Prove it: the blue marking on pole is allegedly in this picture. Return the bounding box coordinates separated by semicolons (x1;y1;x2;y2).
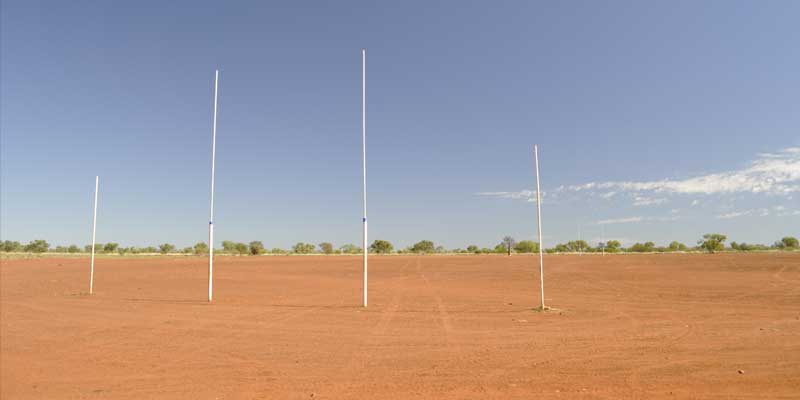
209;221;213;225
363;217;367;222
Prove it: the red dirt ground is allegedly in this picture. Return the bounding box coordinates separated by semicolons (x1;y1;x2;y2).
1;254;799;399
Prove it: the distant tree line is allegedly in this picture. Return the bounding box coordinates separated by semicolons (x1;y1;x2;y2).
1;235;797;255
538;234;798;254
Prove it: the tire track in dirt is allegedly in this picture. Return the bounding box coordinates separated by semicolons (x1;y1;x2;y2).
772;264;800;285
318;256;463;394
370;259;413;337
416;257;461;353
577;276;700;397
576;267;692;396
334;258;414;388
624;318;696;395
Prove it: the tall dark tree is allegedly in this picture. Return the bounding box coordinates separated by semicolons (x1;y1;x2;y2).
502;236;516;256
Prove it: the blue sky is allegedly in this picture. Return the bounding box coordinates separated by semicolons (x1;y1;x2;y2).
2;1;798;249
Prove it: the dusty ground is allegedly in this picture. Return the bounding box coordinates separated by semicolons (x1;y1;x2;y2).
1;253;798;399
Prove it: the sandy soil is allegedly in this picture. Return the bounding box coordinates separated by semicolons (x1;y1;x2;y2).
1;253;799;399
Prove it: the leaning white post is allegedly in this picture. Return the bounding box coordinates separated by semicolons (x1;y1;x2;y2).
208;69;219;303
361;48;368;308
534;145;545;309
89;176;99;294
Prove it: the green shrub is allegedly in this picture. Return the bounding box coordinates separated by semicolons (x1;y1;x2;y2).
369;240;393;254
514;240;539;253
318;242;334;254
410;240;435;254
698;234;726;253
24;240;50;253
249;241;266;255
292;242;316;254
158;243;176;254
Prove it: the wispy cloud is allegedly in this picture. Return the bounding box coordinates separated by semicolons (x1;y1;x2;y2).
716;209;770;219
716;206;799;219
773;205;800;216
596;216;679;225
477;148;800;209
476;190;533;199
476;190;538;202
596;217;643;224
633;196;667;206
599;191;617;199
561;147;800;197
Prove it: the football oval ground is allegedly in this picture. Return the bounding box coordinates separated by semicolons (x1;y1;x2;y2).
1;253;799;399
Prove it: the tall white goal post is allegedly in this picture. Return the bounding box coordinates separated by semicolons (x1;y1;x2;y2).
534;145;545;310
361;48;368;308
208;69;219;302
89;176;99;294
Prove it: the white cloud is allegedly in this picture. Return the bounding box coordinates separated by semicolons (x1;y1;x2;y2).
716;211;750;219
477;190;539;202
716;208;771;219
596;216;678;225
633;196;667;206
774;206;800;217
596;217;643;224
563;147;800;197
476;190;532;199
599;191;617;199
715;205;799;219
477;148;800;221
